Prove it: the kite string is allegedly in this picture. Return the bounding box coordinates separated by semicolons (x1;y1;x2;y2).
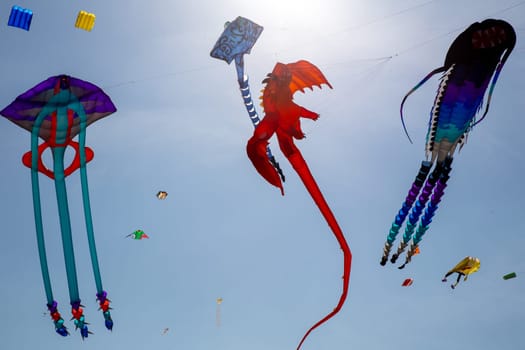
395;0;525;56
102;0;525;91
102;0;441;91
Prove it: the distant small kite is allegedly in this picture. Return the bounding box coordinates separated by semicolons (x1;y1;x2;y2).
75;11;96;31
503;272;517;280
161;327;169;335
442;256;480;289
216;297;223;327
8;5;32;31
401;278;413;287
156;191;168;200
126;230;149;240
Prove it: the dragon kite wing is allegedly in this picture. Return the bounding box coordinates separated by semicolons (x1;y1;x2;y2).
282;60;333;94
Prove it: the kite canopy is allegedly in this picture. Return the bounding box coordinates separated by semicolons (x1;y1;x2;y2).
446;256;480;277
157;191;168;200
210;16;263;65
0;75;116;141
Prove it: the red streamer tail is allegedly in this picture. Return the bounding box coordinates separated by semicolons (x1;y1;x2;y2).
284;143;352;350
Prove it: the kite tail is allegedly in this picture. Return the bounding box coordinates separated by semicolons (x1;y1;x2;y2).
78;124;113;331
97;291;113;330
52;146;91;338
30;143;69;336
399;157;453;269
29;109;70;337
34;170;68;337
391;162;443;263
47;301;69;336
381;161;432;265
237;72;285;182
285;151;351;350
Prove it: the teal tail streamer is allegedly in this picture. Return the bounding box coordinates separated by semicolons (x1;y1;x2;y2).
30;108;68;337
30;97;72;336
49;96;87;337
77;102;113;331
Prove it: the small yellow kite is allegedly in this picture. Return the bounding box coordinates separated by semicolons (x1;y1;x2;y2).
75;11;96;31
442;256;480;289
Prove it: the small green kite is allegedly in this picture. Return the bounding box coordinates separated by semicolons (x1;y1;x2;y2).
126;230;149;240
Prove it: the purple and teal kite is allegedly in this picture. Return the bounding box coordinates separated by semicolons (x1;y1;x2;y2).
1;75;116;338
380;19;516;268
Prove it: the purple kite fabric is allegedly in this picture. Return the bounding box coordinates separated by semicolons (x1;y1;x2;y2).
1;75;116;141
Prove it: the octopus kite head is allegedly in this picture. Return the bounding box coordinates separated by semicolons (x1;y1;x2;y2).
445;19;516;69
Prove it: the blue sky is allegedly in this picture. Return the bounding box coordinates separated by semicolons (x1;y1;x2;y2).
0;1;524;349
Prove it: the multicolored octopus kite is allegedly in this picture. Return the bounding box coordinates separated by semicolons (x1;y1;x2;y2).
246;60;352;350
380;19;516;268
1;75;115;338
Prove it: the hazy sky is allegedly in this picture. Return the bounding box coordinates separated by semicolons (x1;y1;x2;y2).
0;1;524;349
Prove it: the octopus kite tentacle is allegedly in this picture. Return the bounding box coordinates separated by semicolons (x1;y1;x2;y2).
390;162;443;264
399;157;453;269
400;67;446;144
381;161;431;265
